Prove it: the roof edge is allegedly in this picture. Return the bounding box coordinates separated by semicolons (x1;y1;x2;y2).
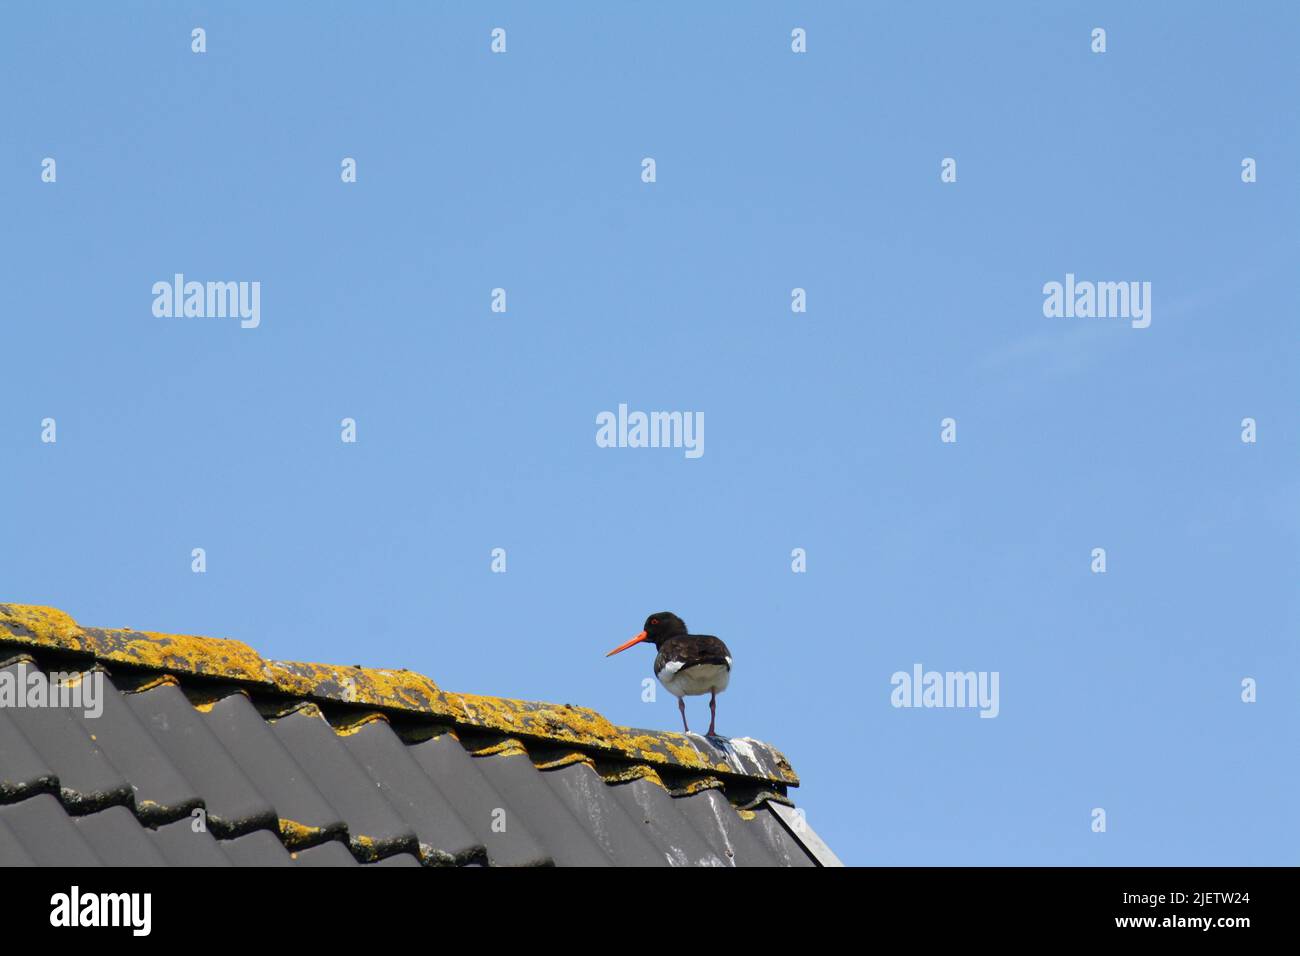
0;603;799;787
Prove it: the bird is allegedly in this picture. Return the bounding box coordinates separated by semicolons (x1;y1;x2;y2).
606;611;731;738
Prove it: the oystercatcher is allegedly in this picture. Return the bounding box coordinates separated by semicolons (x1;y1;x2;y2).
606;612;731;737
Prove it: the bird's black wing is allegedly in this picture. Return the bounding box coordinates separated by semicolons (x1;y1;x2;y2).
671;635;732;670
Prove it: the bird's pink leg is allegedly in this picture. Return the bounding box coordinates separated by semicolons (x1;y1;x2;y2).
678;697;690;733
707;691;718;738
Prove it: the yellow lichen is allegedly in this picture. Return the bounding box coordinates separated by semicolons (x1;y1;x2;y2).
451;692;621;740
670;776;726;796
531;750;596;772
465;736;529;759
183;686;249;713
0;603;801;787
397;723;455;745
598;763;666;788
128;629;273;684
0;605;274;685
266;659;462;718
278;818;329;849
122;673;181;694
0;604;87;652
260;700;325;722
330;711;390;736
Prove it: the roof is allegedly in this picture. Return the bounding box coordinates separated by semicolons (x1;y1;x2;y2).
0;603;841;866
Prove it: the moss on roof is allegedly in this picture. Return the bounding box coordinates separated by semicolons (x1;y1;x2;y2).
0;603;798;787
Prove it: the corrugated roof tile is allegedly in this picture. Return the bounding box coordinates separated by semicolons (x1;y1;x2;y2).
0;604;831;867
73;669;203;825
673;787;782;867
0;604;797;786
1;660;133;814
0;814;36;865
606;776;729;866
219;828;296;866
73;805;168;866
293;839;360;867
148;817;234;866
0;669;59;803
742;805;819;867
541;762;674;866
369;851;423;867
401;729;552;867
471;748;618;866
122;678;278;838
0;792;102;865
265;705;418;862
197;691;347;849
336;716;483;865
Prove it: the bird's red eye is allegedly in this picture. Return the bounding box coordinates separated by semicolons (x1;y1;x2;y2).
651;618;659;625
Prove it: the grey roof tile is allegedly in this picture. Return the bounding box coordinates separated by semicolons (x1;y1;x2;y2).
403;732;551;867
0;695;58;803
148;816;232;866
73;805;168;866
0;605;827;868
470;751;616;866
197;691;346;849
337;718;482;865
266;707;418;862
0;661;132;814
606;777;728;867
541;763;671;866
672;787;781;867
767;801;842;866
124;680;277;838
0;813;37;865
293;839;360;866
370;851;422;867
220;827;295;866
743;805;818;867
0;793;101;865
74;671;202;824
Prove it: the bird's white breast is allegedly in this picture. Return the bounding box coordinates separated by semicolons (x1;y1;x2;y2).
657;661;730;698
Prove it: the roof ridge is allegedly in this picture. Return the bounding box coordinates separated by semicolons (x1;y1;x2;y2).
0;603;798;787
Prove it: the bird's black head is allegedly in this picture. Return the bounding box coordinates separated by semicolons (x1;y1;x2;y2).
642;611;687;644
605;611;687;657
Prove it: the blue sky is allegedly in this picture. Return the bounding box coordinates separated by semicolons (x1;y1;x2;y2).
2;2;1296;866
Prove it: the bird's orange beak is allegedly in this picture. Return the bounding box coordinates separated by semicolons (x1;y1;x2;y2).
606;630;648;657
